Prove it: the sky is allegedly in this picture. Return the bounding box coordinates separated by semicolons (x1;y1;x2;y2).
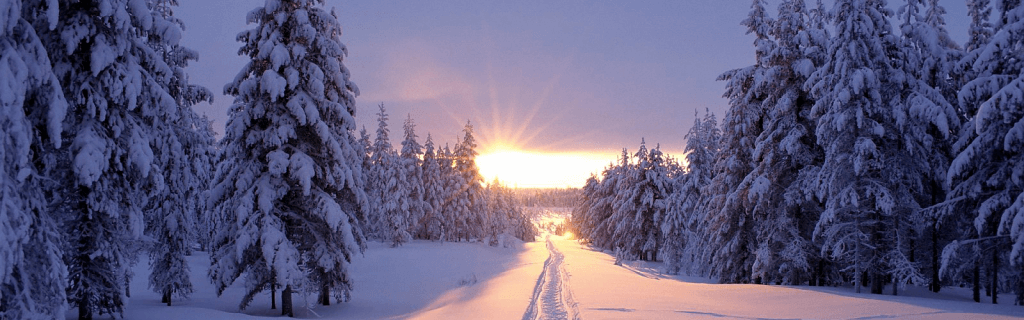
174;0;970;188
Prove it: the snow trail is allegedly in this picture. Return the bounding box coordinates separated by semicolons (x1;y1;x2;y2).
522;236;581;320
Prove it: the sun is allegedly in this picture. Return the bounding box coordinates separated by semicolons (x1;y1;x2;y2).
476;148;611;189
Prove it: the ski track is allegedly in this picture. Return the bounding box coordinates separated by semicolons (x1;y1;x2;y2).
523;236;581;320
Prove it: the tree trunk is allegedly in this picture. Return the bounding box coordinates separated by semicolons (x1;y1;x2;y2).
78;294;92;320
892;273;898;296
320;282;331;306
282;285;294;317
855;236;862;294
974;262;981;302
271;282;277;310
125;276;131;298
815;259;825;286
871;271;884;294
163;290;171;306
931;223;940;293
992;249;998;304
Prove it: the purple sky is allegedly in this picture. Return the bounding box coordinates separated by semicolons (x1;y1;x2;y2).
175;0;969;157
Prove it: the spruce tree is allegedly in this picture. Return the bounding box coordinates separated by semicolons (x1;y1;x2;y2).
946;1;1024;305
453;122;487;240
439;144;461;241
0;1;68;318
896;0;962;294
208;0;366;312
400;114;425;239
419;134;445;240
370;104;411;246
805;0;923;294
33;0;189;317
143;0;215;306
706;0;773;283
744;0;824;285
663;110;719;275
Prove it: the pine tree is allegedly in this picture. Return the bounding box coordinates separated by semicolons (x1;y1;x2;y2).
663;110;720;275
208;0;367;312
706;0;773;283
370;104;411;246
0;1;69;318
419;134;445;240
143;0;215;306
594;150;632;251
743;0;825;285
33;0;192;317
356;125;377;237
453;121;487;240
805;0;925;294
485;178;512;246
366;108;391;241
641;143;671;261
570;175;602;242
945;1;1024;305
439;144;461;241
895;0;963;294
400;114;425;239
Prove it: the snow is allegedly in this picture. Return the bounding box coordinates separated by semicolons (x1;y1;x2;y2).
553;237;1023;319
103;208;1024;320
260;69;286;101
72;128;109;185
107;239;546;320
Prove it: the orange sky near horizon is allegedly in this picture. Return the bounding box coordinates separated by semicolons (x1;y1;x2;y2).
476;146;685;189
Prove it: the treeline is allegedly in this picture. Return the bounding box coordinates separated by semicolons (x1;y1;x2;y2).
570;139;682;262
572;0;1024;305
0;1;534;319
357;105;537;248
515;188;581;208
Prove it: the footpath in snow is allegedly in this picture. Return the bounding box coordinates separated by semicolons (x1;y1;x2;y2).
522;235;581;320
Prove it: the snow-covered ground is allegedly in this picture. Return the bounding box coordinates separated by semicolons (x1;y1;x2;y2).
104;240;547;320
102;208;1024;319
553;236;1024;319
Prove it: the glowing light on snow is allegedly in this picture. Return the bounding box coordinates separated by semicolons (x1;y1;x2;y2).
476;149;611;189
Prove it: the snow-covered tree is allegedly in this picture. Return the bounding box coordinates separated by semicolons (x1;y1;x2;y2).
601;140;670;261
438;144;462;241
805;0;932;294
894;0;963;294
418;134;446;240
742;0;826;285
452;122;488;240
356;125;376;237
208;0;366;313
705;0;773;283
0;1;68;318
142;0;215;306
944;1;1024;305
639;143;671;261
663;110;720;275
485;179;537;245
370;104;412;246
592;150;633;250
32;0;195;317
570;175;600;241
400;114;425;239
485;178;512;246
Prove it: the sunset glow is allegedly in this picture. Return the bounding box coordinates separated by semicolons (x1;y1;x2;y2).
476;149;612;189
